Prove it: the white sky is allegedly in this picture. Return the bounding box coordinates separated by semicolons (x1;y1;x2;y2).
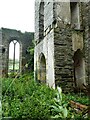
9;41;20;60
0;0;35;60
0;0;35;32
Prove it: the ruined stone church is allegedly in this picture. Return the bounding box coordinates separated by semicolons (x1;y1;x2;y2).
34;0;90;91
0;28;34;77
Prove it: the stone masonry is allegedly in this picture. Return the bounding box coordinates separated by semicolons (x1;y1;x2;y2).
34;0;90;92
0;28;34;77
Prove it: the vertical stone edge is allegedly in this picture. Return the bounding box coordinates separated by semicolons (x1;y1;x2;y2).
0;29;2;119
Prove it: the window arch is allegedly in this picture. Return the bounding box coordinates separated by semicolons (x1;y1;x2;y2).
39;1;44;41
8;40;20;74
70;2;80;29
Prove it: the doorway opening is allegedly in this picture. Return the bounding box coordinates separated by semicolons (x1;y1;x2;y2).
73;49;86;90
38;53;46;83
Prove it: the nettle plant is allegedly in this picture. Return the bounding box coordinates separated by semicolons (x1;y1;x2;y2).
50;87;68;119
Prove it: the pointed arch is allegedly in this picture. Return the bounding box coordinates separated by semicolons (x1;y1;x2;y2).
38;53;46;83
8;40;20;74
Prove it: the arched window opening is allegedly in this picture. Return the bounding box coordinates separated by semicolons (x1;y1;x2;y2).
38;53;46;83
70;2;80;29
39;1;44;42
8;40;20;75
73;49;86;90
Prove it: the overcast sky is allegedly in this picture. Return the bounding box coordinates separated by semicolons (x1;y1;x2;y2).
0;0;35;60
0;0;35;32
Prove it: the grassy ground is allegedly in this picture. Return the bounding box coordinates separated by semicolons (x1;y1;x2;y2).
2;73;89;119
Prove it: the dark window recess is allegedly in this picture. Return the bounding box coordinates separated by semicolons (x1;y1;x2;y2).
39;2;44;42
70;2;80;29
2;47;5;53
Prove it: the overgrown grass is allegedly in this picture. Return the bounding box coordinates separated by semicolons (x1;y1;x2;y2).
2;73;56;119
2;73;89;119
63;92;89;106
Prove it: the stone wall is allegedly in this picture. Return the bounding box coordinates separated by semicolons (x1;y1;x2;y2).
81;2;90;85
54;26;73;91
35;0;41;43
34;0;55;88
34;29;55;88
53;3;73;91
0;28;34;77
35;0;54;43
35;1;90;91
44;2;53;31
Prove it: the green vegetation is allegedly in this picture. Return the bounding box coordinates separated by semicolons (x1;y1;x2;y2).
2;73;56;119
2;34;89;119
9;59;19;70
64;92;89;106
2;73;89;119
50;87;68;119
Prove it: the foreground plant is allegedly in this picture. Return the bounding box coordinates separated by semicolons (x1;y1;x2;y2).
50;86;68;119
